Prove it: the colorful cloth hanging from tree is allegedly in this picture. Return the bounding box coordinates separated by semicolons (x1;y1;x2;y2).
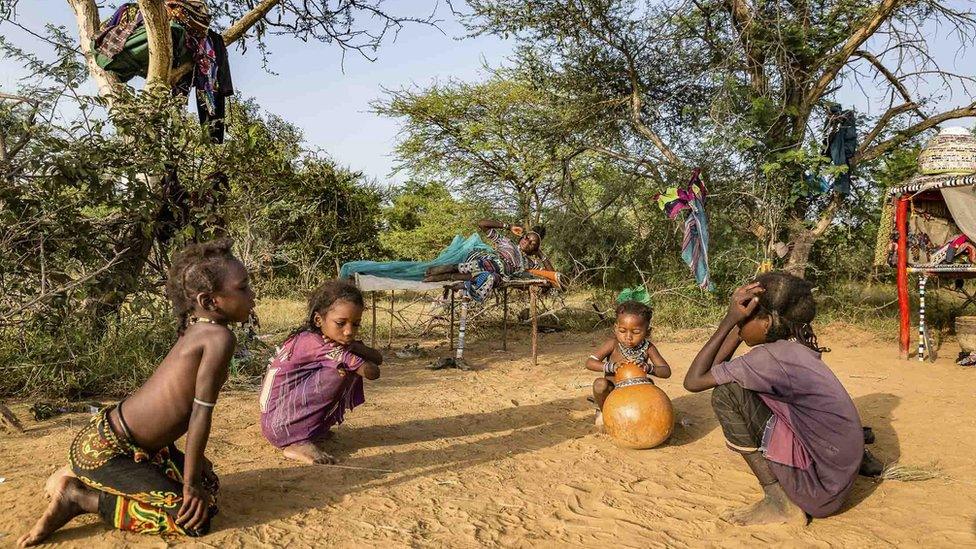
654;168;714;291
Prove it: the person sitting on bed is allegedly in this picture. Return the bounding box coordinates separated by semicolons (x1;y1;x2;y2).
424;219;554;301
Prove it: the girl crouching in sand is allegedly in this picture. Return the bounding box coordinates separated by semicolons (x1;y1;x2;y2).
260;280;382;464
586;300;671;426
19;240;255;546
683;272;865;525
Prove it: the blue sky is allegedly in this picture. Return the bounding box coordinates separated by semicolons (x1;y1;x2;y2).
1;1;972;185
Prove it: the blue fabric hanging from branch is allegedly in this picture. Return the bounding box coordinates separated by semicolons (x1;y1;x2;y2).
823;103;857;195
654;168;714;291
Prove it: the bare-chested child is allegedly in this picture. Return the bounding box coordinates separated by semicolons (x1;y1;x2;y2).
585;300;671;426
19;239;254;546
259;280;382;464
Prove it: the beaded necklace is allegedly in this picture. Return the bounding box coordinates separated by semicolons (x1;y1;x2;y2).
189;316;223;326
617;339;650;365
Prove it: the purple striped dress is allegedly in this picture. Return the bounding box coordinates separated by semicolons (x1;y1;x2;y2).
259;331;365;448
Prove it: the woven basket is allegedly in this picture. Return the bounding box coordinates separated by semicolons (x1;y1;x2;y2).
919;128;976;175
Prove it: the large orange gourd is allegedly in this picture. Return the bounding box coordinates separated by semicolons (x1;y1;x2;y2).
602;362;674;449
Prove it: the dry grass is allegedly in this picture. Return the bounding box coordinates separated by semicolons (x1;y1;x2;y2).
880;462;947;482
254;298;307;336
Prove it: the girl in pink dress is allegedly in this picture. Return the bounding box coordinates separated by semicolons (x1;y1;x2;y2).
259;280;382;464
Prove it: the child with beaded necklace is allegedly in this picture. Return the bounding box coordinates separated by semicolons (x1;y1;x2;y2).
585;300;672;426
19;239;254;546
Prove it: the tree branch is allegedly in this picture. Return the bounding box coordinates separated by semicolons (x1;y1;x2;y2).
852;49;929;120
724;0;767;94
629;88;682;166
854;101;976;165
224;0;282;45
806;0;904;108
0;93;40;163
859;102;916;152
0;249;129;323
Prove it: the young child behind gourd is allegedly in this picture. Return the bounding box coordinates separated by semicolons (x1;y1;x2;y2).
585;300;671;427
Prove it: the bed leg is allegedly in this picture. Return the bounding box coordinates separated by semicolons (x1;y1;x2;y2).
457;296;468;360
530;285;538;366
502;287;509;351
371;292;377;348
449;288;455;351
388;290;395;349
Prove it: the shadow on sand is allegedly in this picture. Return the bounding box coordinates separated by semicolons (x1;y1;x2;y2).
214;395;593;531
840;392;901;513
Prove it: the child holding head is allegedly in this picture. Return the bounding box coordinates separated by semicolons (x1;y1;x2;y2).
259;280;382;465
585;300;671;425
683;272;865;526
19;240;255;546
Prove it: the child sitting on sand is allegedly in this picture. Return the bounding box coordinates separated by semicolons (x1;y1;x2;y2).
683;272;873;525
259;280;382;464
19;240;255;546
586;300;671;426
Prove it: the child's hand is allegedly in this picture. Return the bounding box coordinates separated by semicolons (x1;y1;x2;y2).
727;282;763;322
177;483;212;531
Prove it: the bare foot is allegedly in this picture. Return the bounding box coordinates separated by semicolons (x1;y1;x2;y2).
283;442;336;465
18;475;97;546
723;483;807;526
593;411;605;431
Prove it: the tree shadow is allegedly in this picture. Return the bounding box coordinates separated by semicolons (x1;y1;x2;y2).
213;396;594;532
839;392;901;512
328;396;589;453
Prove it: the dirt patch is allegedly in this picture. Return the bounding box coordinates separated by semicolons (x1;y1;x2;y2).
2;326;975;547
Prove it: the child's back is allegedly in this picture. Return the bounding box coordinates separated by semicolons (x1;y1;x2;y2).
121;323;234;451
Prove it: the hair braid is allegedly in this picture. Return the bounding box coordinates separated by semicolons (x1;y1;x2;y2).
754;272;828;353
165;239;238;335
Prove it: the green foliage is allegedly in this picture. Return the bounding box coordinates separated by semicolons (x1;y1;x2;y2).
220;100;386;291
374;75;586;222
0;29;385;396
460;0;975;281
380;181;489;260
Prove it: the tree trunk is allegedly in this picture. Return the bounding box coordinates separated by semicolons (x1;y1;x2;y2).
67;0;121;99
783;194;842;278
82;171;187;329
137;0;173;90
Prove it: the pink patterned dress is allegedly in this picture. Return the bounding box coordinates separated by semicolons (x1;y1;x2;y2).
259;331;365;448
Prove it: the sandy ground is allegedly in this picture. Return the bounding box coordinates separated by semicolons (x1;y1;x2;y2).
2;324;976;548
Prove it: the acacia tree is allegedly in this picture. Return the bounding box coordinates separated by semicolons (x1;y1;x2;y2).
462;0;976;278
0;0;435;326
374;76;591;224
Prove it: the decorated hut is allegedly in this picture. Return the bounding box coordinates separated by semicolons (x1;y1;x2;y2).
877;128;976;360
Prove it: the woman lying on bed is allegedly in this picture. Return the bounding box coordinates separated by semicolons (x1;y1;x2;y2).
423;219;554;301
